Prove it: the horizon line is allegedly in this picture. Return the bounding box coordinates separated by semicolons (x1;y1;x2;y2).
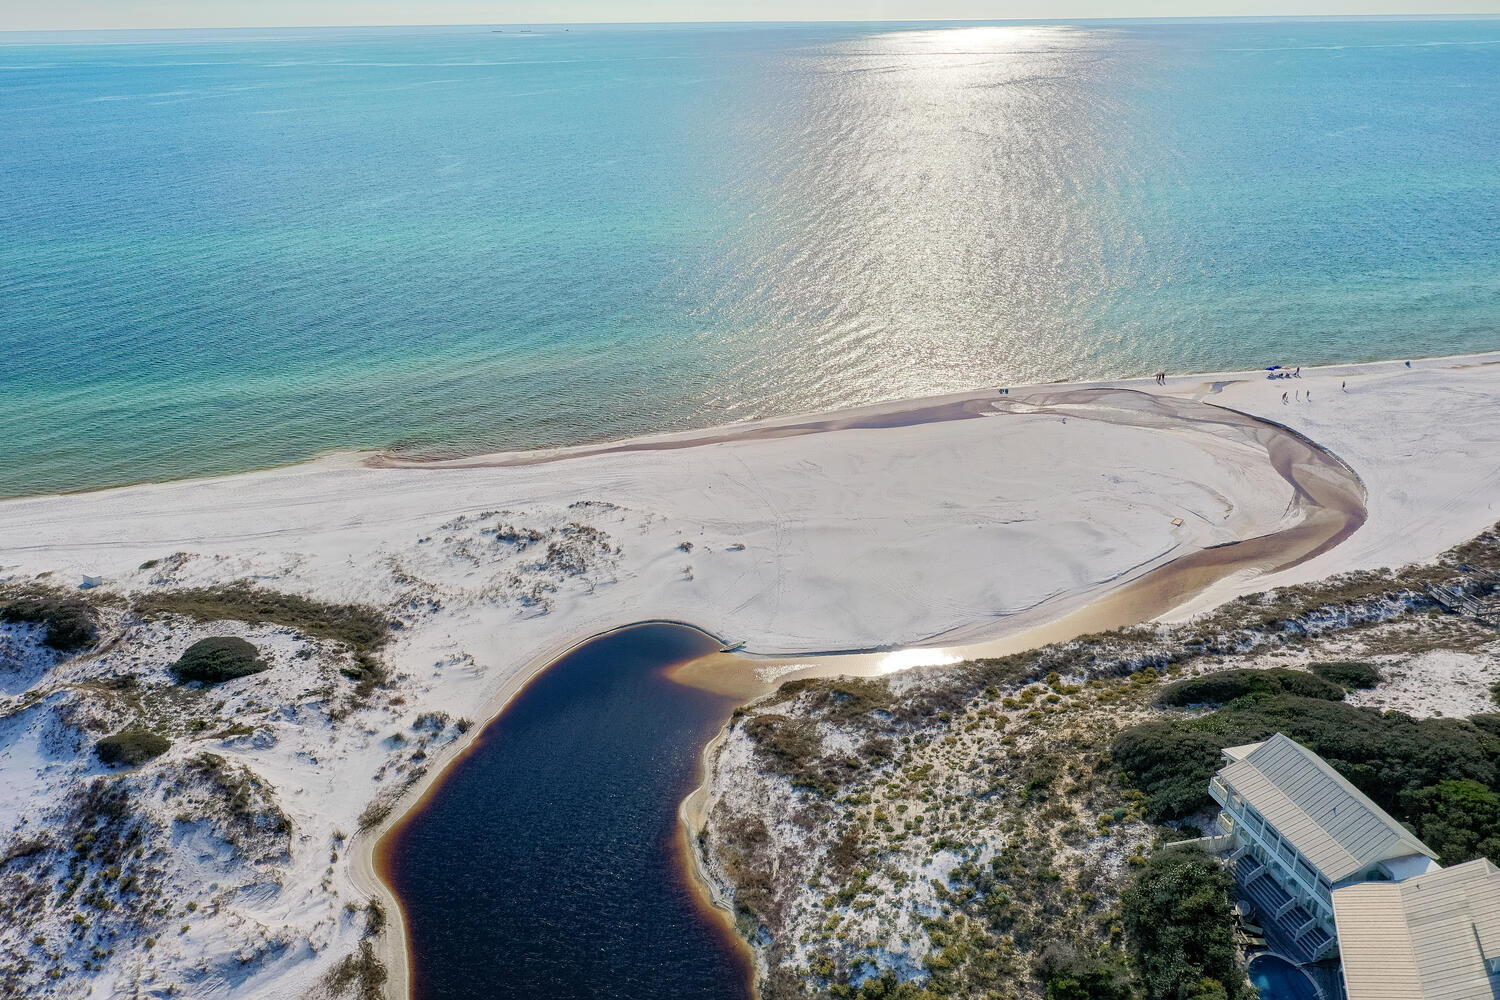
5;11;1500;34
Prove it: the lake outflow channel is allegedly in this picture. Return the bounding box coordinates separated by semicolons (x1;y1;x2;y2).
378;623;754;1000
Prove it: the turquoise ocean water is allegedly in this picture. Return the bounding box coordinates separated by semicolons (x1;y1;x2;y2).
1;19;1497;497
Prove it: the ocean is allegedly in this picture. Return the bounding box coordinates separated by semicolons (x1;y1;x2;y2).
2;18;1497;497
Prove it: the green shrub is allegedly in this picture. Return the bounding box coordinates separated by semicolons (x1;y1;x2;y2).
1399;780;1500;867
1269;669;1349;701
1157;670;1278;705
1111;726;1233;820
1155;668;1343;707
96;730;171;766
1122;846;1243;1000
1035;942;1132;1000
1309;661;1383;690
172;637;267;685
0;589;99;651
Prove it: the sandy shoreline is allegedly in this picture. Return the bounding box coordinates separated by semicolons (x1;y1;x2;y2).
361;350;1494;478
2;351;1499;998
6;347;1484;505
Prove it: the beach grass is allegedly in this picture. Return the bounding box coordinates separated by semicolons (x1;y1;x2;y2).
133;583;390;654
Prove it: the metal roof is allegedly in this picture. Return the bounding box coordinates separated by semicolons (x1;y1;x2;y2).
1221;741;1261;762
1333;859;1500;1000
1218;733;1436;883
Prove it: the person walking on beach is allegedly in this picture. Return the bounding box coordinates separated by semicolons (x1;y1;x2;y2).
1342;380;1347;392
1294;366;1301;378
1282;391;1289;404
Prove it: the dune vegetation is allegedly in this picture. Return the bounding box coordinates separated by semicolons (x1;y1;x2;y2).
700;523;1500;1000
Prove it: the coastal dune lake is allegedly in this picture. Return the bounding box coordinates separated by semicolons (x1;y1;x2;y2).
3;19;1499;496
376;623;753;1000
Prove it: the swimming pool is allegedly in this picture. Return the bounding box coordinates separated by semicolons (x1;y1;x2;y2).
1249;955;1320;1000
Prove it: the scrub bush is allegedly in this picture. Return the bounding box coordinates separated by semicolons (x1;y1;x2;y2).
1308;661;1382;690
96;730;171;766
0;588;99;651
171;637;267;685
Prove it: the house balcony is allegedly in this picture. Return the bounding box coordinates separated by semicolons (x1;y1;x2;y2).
1209;777;1229;806
1233;855;1336;964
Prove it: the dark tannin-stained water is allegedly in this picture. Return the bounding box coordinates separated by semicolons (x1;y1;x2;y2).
377;623;753;1000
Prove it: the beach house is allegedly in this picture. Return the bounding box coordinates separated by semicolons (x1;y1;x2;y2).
1332;858;1500;1000
1206;733;1440;962
1200;733;1500;998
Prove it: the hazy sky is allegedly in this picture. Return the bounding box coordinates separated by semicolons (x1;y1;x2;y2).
2;0;1497;31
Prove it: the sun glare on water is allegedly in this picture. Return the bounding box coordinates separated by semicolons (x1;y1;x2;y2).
875;648;964;674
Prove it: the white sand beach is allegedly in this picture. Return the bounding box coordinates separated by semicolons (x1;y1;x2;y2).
1;352;1498;998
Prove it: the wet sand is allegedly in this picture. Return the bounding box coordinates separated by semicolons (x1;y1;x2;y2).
669;385;1366;702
